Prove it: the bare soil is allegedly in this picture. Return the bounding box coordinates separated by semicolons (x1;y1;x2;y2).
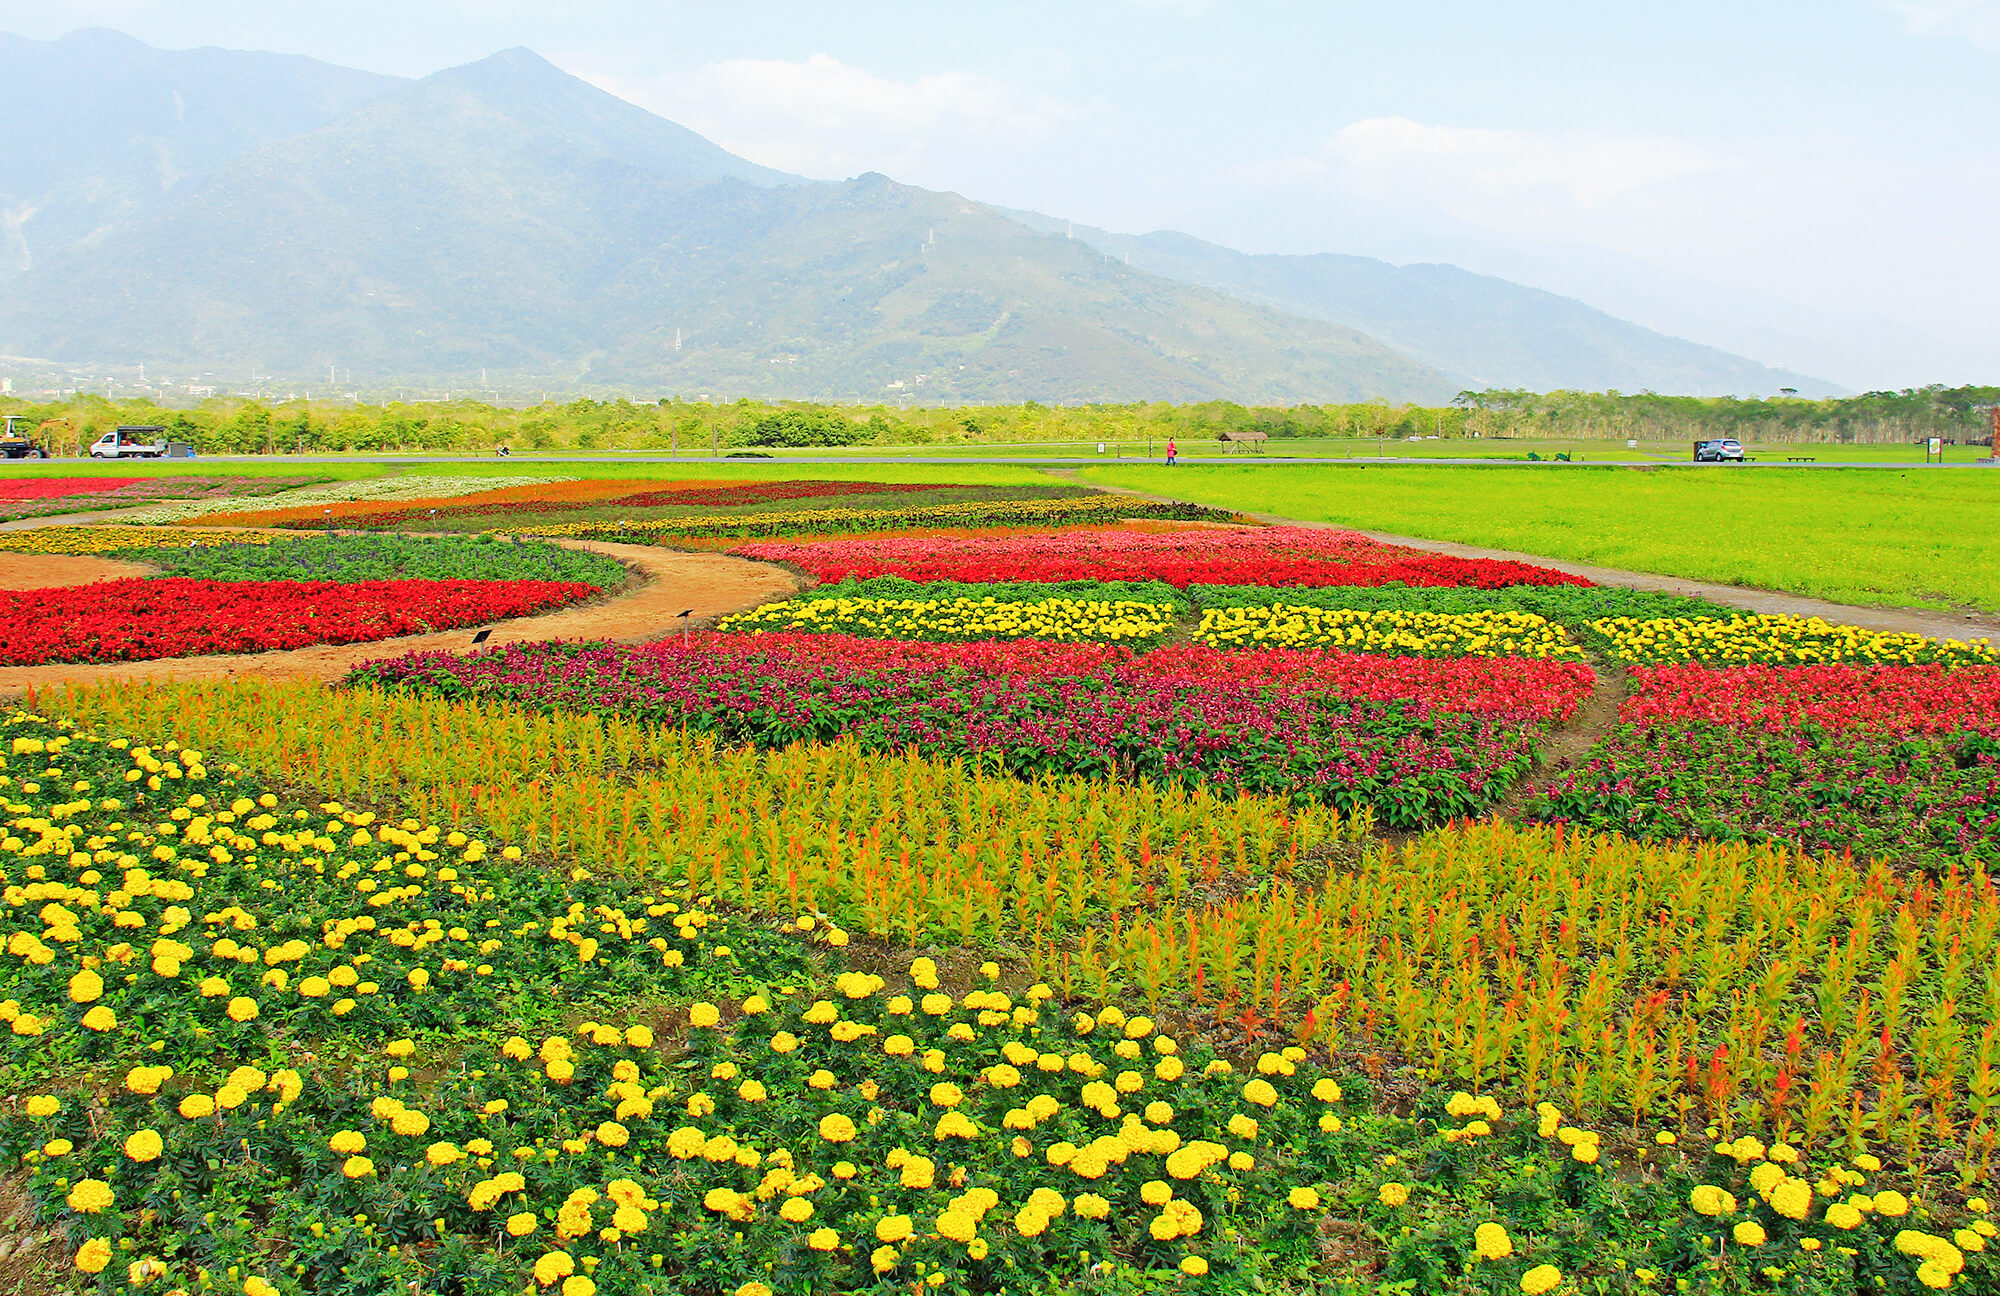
0;553;156;590
0;539;796;696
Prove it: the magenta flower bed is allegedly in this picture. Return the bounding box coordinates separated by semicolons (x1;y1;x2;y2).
350;635;1576;826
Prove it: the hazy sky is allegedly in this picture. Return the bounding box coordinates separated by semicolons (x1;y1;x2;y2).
3;1;1994;389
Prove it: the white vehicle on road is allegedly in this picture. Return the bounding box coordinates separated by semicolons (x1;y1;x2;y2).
89;426;169;458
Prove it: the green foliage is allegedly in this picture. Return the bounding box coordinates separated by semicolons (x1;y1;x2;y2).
743;408;868;448
135;533;630;586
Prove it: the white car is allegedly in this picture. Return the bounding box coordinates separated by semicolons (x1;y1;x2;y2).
1694;439;1745;462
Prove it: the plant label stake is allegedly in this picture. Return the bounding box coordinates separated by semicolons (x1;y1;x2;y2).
678;609;694;644
472;629;493;647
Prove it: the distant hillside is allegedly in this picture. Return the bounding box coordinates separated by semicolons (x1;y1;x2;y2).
0;45;1453;403
0;28;401;281
998;212;1843;398
0;28;1834;401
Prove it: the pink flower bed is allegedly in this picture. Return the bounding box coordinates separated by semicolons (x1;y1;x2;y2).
1621;663;2000;734
736;526;1589;588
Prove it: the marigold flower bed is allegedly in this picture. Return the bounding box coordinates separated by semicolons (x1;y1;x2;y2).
6;705;1992;1294
737;526;1589;589
1194;604;1584;659
717;594;1180;644
0;526;283;556
0;577;597;664
353;636;1580;824
1591;613;1998;666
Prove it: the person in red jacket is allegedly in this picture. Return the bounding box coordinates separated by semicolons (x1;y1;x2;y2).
1165;439;1177;466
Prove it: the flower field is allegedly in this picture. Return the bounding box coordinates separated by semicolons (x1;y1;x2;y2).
6;471;2000;1294
0;475;325;523
350;637;1582;822
0;578;599;665
736;527;1589;589
9;690;1996;1294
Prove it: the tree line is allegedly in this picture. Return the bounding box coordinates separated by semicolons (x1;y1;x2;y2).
4;385;1994;455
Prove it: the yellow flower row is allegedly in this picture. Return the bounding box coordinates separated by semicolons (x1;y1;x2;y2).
1590;614;1999;666
1193;606;1585;659
718;596;1179;643
0;526;281;555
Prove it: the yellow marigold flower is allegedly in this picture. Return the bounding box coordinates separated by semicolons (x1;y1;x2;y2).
179;1093;216;1120
809;1228;840;1251
386;1038;416;1058
596;1121;630;1148
67;968;103;1003
1474;1222;1514;1261
427;1142;463;1167
819;1114;857;1143
1690;1185;1736;1216
1521;1264;1562;1295
1875;1190;1910;1218
391;1109;431;1137
871;1245;898;1275
1228;1151;1254;1172
342;1155;375;1179
243;1277;277;1296
123;1128;164;1162
780;1197;814;1223
1242;1079;1279;1108
929;1082;963;1108
1734;1221;1768;1246
736;1285;772;1296
1825;1201;1863;1230
688;1002;721;1029
508;1212;538;1237
330;1129;367;1154
533;1251;575;1286
1181;1256;1209;1277
67;1179;114;1213
225;996;258;1022
1770;1178;1813;1221
1379;1182;1410;1207
1289;1186;1322;1210
25;1095;59;1118
1016;1205;1051;1238
876;1214;914;1243
75;1237;113;1273
1311;1078;1343;1103
1572;1142;1600;1164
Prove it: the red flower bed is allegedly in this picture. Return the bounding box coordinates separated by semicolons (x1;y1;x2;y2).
0;578;596;665
0;477;145;499
1621;662;2000;734
738;526;1589;588
656;633;1594;721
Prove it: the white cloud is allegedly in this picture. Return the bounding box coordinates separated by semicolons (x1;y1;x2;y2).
1323;117;1728;219
586;54;1079;183
1885;0;2000;46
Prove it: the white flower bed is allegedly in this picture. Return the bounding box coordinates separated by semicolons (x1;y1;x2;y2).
121;475;578;524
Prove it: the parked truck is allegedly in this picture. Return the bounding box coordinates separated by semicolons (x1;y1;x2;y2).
1;415;50;459
88;426;172;459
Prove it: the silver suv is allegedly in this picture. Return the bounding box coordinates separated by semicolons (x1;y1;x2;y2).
1694;438;1745;462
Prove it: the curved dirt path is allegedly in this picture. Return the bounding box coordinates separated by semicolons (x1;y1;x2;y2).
0;553;157;590
1063;472;2000;643
0;539;796;696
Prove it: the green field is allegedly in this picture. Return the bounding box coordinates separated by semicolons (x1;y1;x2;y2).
1085;463;2000;612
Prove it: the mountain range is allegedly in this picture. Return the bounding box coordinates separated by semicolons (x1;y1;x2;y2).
0;28;1843;401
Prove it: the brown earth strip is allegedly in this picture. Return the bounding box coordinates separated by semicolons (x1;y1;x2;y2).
0;553;157;589
0;539;796;696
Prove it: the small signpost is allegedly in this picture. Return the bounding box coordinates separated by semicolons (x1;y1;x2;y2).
678;609;694;644
1926;436;1944;464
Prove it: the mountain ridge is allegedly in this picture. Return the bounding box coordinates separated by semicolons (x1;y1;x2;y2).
0;28;1840;401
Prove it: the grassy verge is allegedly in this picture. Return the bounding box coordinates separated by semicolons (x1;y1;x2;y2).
1083;464;2000;613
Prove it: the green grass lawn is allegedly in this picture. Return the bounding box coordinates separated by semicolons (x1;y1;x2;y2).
1084;463;2000;613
